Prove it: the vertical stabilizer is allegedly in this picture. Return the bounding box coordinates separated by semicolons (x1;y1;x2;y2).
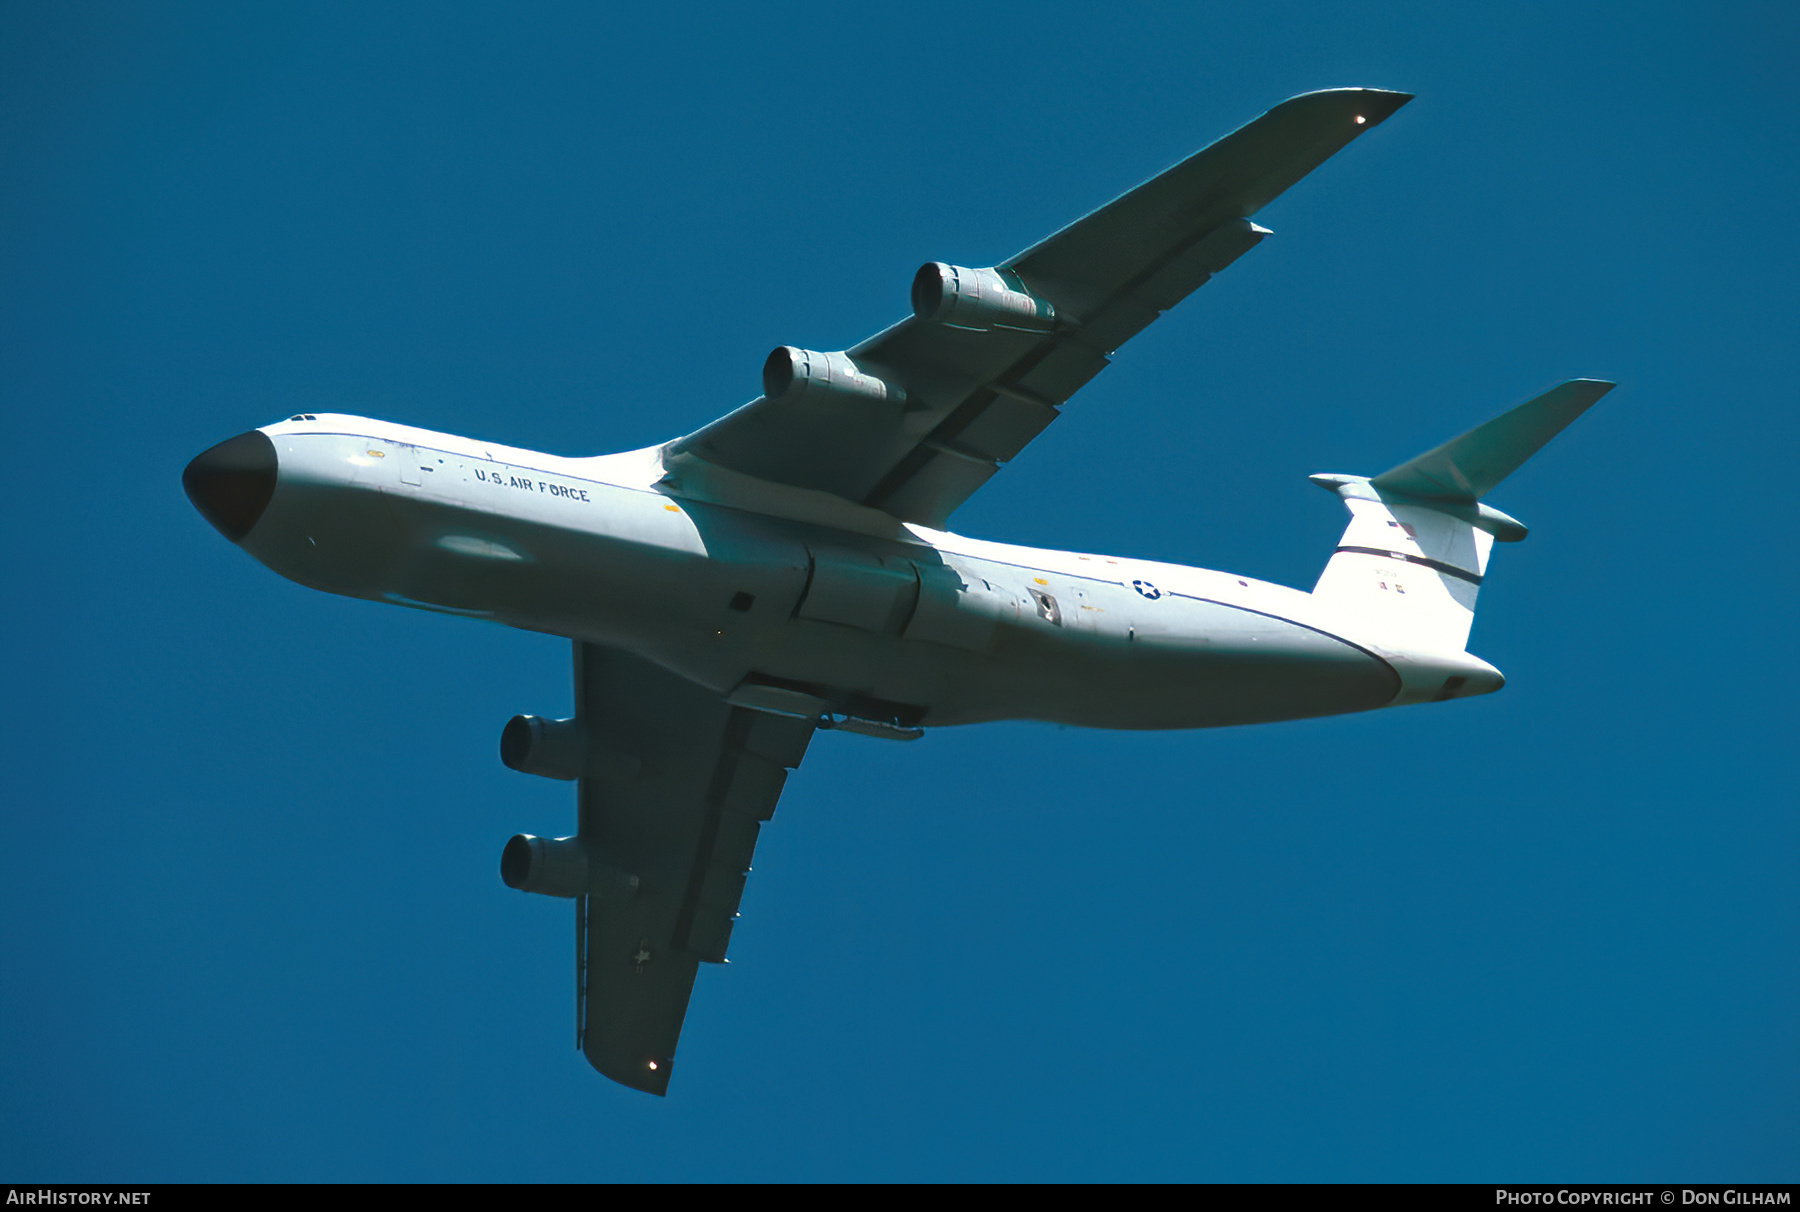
1313;491;1493;651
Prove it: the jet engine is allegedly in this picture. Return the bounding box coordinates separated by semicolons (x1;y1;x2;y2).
500;833;641;901
762;346;905;407
910;262;1056;331
499;834;589;898
499;714;582;781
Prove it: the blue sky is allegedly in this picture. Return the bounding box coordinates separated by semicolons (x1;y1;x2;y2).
3;0;1795;1182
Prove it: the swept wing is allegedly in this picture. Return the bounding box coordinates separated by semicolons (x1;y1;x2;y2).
566;643;815;1094
669;87;1412;527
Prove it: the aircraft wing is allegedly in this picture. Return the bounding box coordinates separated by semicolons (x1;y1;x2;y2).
568;642;816;1095
669;87;1411;528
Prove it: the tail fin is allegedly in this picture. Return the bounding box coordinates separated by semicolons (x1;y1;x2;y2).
1310;379;1613;652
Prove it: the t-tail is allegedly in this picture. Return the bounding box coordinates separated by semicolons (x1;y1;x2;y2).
1310;379;1614;656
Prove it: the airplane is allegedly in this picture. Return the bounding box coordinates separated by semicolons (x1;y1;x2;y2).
182;87;1611;1096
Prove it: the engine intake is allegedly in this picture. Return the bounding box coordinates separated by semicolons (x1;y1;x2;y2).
911;262;1056;331
762;346;904;408
499;714;582;781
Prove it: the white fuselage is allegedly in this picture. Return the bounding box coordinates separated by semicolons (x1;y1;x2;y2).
237;415;1498;730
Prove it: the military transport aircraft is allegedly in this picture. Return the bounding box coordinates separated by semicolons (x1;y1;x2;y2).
183;88;1611;1095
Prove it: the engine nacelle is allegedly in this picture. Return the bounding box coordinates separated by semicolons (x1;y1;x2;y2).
499;834;589;898
911;262;1056;332
499;834;642;901
499;714;582;781
762;346;905;408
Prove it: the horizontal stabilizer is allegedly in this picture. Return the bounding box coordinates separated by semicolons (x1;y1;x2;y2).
1370;379;1614;502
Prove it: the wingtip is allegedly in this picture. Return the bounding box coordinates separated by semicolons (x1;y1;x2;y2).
1353;88;1414;124
584;1037;675;1095
1562;378;1619;404
1278;87;1414;128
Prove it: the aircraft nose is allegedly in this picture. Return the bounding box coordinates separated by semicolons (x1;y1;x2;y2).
183;430;277;542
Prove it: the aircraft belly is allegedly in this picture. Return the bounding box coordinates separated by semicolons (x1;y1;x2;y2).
649;588;1400;732
918;598;1401;729
248;434;1397;729
393;497;806;648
